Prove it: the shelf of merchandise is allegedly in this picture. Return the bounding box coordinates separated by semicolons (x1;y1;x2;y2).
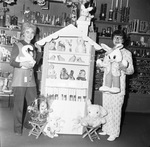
0;26;21;32
128;32;150;36
18;22;64;29
94;20;129;26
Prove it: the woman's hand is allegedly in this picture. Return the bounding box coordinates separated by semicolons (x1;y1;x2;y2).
34;43;42;52
119;61;128;72
20;61;34;69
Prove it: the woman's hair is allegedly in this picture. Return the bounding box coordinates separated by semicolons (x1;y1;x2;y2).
112;29;130;47
112;29;127;41
21;22;37;35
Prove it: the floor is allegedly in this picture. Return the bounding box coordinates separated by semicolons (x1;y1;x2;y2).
0;100;150;147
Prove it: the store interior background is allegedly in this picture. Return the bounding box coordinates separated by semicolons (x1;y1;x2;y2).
1;0;150;113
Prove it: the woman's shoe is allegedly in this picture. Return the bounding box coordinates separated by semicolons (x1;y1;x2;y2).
99;131;107;135
107;136;116;141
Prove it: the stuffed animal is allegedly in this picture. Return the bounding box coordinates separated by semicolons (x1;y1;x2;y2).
78;4;94;22
80;99;107;128
97;43;128;93
15;44;36;69
60;68;69;80
76;69;86;81
43;116;61;138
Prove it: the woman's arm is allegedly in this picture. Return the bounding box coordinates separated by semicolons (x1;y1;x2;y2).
119;49;134;75
10;43;21;68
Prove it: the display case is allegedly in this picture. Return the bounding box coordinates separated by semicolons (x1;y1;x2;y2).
127;32;150;95
0;26;21;93
36;24;102;134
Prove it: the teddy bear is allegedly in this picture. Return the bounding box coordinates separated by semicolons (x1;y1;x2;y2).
80;99;107;128
96;43;128;93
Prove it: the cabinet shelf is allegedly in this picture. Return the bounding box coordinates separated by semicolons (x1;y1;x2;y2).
48;60;89;66
134;57;150;61
47;51;90;56
128;32;150;36
45;79;88;89
18;22;64;28
99;36;111;39
0;44;13;48
94;20;129;26
0;26;21;32
128;46;150;49
0;61;10;64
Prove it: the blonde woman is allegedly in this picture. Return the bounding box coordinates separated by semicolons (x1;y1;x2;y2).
10;22;42;135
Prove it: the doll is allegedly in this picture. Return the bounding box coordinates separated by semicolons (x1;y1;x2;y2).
97;43;128;93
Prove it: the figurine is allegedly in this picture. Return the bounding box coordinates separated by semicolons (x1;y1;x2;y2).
60;68;69;80
77;3;94;22
77;69;86;81
69;70;75;80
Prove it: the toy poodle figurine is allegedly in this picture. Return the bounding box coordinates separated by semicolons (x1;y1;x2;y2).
78;3;94;22
97;43;128;94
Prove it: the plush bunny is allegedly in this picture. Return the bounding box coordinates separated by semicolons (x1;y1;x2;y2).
80;99;107;128
97;43;128;93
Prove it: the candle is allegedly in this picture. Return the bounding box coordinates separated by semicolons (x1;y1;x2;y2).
120;0;122;8
110;0;114;10
126;0;129;7
115;0;118;8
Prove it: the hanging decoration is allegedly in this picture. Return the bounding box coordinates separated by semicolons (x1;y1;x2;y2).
0;0;17;5
31;0;46;6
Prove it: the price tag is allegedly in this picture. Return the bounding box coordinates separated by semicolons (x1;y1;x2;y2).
24;77;27;83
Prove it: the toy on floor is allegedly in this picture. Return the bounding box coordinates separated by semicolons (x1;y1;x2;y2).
43;116;61;138
80;99;107;128
97;43;128;93
28;97;52;139
81;99;107;141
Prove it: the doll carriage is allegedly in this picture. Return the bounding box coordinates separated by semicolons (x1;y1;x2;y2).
27;97;51;139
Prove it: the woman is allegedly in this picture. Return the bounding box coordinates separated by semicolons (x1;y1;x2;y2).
10;22;42;135
97;29;134;141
